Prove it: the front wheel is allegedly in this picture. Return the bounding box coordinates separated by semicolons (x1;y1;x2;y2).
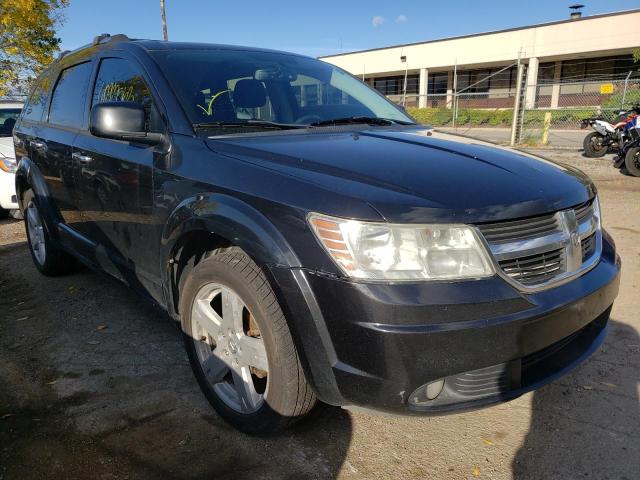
583;132;608;158
624;147;640;177
180;247;316;434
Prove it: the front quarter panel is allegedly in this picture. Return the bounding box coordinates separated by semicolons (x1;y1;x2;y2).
160;192;302;269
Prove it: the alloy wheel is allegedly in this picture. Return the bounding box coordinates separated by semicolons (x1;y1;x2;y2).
190;283;268;413
26;201;46;266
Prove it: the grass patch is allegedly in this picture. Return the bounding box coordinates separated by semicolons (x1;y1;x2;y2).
407;107;601;129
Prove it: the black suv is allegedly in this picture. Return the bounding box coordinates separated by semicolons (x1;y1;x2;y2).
13;34;620;433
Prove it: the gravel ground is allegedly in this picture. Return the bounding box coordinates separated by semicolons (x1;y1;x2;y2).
1;151;639;480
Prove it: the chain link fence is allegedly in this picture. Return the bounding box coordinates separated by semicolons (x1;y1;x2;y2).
386;70;640;149
519;74;640;147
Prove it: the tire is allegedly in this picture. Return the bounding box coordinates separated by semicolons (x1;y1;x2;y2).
180;246;316;434
583;132;608;158
0;208;8;219
624;147;640;177
23;189;77;276
9;209;23;220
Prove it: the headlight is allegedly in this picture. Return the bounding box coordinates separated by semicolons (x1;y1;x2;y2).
308;213;495;281
0;156;17;173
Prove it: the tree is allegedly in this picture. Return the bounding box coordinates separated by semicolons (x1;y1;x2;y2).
160;0;168;41
0;0;69;96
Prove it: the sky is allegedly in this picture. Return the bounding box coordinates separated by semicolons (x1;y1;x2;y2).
58;0;639;58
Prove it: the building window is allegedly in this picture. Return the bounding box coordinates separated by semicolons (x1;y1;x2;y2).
455;66;516;95
561;55;635;82
537;62;556;84
428;72;448;95
372;75;419;95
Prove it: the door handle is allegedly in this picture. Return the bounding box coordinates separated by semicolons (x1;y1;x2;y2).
72;152;94;164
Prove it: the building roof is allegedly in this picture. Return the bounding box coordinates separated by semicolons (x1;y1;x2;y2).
319;8;640;59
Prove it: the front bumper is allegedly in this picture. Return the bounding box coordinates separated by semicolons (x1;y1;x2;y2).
269;229;620;415
0;168;18;210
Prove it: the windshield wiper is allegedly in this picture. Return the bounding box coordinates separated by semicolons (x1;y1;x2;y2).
309;116;415;127
194;120;306;130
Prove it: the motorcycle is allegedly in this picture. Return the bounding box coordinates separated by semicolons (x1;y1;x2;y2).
613;114;640;177
581;106;640;158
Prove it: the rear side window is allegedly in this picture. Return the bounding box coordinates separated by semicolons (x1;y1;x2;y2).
22;71;53;122
48;62;93;128
92;58;162;131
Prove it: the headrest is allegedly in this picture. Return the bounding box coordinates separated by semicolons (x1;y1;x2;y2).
233;79;267;108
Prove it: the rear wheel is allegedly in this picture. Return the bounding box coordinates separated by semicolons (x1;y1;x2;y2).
583;132;608;158
23;190;77;276
624;147;640;177
180;247;316;434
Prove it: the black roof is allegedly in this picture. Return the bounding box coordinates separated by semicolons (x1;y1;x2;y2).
134;39;302;55
57;35;310;62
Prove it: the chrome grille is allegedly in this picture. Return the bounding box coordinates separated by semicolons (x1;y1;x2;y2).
575;201;592;223
581;232;596;261
477;213;559;243
478;198;601;291
498;247;565;286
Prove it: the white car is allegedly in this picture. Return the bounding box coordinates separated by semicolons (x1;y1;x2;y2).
0;100;23;218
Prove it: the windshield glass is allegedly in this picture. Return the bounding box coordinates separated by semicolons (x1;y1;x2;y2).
0;108;21;137
150;49;413;130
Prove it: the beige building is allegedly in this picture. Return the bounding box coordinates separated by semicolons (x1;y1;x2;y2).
320;9;640;109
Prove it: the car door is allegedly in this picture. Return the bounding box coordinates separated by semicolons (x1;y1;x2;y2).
72;55;163;298
39;60;95;257
14;70;54;201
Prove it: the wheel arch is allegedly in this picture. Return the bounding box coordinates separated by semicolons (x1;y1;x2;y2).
15;157;61;238
160;193;302;320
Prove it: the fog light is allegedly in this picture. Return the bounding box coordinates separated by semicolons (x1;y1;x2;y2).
409;379;445;406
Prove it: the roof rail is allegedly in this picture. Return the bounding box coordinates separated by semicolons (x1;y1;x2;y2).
54;34;131;64
92;33;130;45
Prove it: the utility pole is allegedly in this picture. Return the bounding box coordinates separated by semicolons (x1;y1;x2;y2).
160;0;168;41
452;59;458;128
401;54;408;106
510;48;524;146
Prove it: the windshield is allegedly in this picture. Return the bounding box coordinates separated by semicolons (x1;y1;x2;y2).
0;108;21;137
150;49;414;131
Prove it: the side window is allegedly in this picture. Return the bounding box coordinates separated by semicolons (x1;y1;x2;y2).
92;58;162;132
48;62;93;128
22;71;53;122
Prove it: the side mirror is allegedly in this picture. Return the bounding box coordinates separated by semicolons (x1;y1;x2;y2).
90;102;164;145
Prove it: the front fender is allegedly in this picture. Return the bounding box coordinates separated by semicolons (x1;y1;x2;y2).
160;192;302;271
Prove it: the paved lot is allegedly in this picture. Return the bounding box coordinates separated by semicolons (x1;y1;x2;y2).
1;151;639;480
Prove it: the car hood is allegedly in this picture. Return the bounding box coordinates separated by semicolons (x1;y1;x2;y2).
206;127;596;223
0;137;15;158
